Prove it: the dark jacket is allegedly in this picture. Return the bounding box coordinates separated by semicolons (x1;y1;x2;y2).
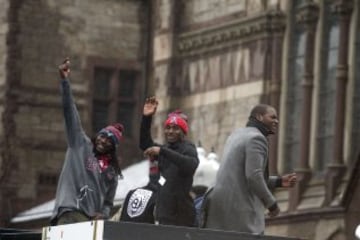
120;182;160;224
140;115;199;226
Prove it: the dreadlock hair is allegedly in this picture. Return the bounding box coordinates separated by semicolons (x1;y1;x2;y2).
109;151;123;178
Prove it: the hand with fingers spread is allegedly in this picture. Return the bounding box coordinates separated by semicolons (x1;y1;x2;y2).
143;96;159;116
58;58;70;79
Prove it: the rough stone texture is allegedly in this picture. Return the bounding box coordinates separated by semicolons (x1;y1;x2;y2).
0;0;8;86
175;41;266;94
156;0;172;30
18;0;144;89
181;0;247;28
153;64;170;97
153;33;173;62
247;0;265;15
186;95;261;155
0;0;8;151
153;0;176;110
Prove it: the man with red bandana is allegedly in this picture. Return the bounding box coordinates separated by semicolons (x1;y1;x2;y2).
140;96;199;227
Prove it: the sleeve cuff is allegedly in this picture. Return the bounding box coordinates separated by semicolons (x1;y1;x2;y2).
275;176;282;187
268;202;278;212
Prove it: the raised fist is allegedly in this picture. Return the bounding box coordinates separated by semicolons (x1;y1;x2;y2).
58;58;70;79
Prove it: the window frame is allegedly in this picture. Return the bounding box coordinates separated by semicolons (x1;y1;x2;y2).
85;57;143;140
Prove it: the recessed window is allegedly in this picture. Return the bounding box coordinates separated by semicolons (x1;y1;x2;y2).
92;67;139;138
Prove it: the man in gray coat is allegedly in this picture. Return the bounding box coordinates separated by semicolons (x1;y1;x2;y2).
204;104;296;234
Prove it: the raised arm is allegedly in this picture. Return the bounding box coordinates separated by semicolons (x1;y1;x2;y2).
139;97;159;150
59;58;84;147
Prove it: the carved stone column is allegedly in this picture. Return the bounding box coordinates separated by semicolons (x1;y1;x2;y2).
268;9;286;175
289;0;319;211
324;0;353;206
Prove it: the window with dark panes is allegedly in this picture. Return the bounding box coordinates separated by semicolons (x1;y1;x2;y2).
117;70;137;137
316;3;339;172
92;67;139;138
92;67;112;133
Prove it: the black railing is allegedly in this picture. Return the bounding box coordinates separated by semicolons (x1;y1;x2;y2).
0;228;41;240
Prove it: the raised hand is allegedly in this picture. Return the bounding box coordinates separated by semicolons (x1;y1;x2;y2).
58;58;70;79
143;96;159;116
281;173;297;188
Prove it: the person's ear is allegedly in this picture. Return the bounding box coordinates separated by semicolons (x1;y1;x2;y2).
255;114;263;122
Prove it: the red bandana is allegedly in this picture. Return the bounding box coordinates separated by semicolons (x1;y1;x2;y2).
164;115;188;134
98;155;111;172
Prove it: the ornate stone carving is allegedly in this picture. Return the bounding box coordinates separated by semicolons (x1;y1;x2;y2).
268;10;286;34
331;0;353;17
296;0;319;28
177;10;285;57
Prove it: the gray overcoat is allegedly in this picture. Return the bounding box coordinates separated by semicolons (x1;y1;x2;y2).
204;127;279;234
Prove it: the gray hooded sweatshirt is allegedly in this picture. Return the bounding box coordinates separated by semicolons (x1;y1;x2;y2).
51;79;118;223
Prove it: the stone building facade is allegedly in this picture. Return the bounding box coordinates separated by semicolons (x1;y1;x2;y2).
150;1;360;238
0;0;149;226
0;0;359;239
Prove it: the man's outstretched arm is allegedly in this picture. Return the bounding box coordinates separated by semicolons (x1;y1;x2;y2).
59;58;84;147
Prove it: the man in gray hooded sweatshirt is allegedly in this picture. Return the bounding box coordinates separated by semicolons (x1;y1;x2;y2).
204;104;296;234
51;58;123;225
